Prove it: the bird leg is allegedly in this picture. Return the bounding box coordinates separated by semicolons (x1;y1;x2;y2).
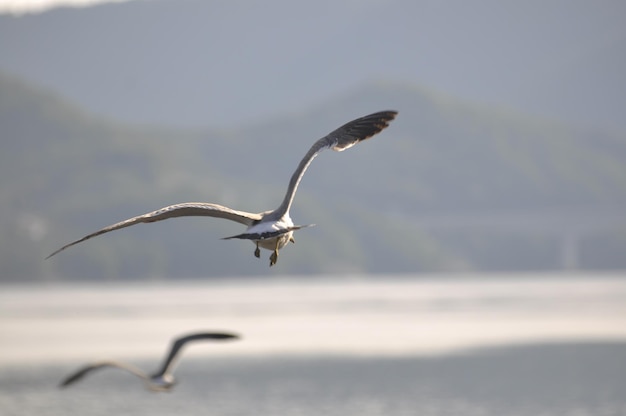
254;242;260;258
269;240;280;267
289;236;295;244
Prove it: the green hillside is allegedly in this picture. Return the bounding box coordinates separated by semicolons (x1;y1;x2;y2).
2;73;626;281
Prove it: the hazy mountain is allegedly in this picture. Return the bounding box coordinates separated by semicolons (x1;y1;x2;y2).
1;0;625;130
2;70;626;281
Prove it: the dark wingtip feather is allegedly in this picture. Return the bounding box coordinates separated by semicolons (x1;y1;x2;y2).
333;110;398;150
58;371;84;388
368;110;398;136
204;332;240;340
181;332;241;341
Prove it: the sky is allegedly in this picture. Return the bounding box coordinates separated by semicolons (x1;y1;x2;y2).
1;0;624;129
0;0;133;14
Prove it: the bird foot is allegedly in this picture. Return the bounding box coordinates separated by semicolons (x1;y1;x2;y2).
254;246;260;258
269;250;278;267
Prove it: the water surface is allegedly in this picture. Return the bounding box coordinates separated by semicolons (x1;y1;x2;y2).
1;273;625;415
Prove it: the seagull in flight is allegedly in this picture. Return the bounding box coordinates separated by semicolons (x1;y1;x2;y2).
59;332;239;392
47;110;397;266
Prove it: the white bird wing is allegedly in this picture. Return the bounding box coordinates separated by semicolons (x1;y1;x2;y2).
46;202;262;259
273;110;397;217
59;360;149;387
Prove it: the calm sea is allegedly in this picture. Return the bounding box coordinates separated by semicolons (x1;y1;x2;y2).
1;272;626;415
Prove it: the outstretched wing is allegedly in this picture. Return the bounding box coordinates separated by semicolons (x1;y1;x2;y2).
46;202;262;259
59;360;149;388
154;332;240;377
273;110;397;217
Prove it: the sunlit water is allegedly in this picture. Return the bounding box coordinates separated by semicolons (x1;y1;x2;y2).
1;272;626;415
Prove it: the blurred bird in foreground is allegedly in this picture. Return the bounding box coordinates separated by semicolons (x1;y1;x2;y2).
59;332;240;392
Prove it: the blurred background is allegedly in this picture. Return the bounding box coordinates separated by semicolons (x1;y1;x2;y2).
1;0;626;280
1;2;626;415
